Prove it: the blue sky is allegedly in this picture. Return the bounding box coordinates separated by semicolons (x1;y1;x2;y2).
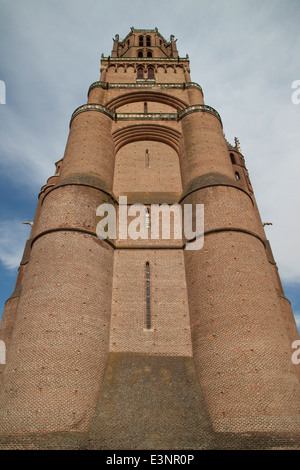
0;0;299;331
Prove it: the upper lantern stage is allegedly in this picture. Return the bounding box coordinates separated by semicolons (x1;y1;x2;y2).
109;27;180;59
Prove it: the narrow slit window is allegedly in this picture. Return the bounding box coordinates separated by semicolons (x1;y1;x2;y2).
230;153;236;164
145;262;151;329
145;149;149;167
144;102;148;113
235;171;241;180
145;208;150;230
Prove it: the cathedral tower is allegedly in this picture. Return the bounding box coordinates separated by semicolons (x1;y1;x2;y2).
0;28;299;450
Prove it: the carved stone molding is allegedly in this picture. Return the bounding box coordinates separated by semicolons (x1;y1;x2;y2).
70;103;115;125
178;104;222;126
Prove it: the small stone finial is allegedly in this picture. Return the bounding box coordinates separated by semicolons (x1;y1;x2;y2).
234;137;241;153
114;34;119;40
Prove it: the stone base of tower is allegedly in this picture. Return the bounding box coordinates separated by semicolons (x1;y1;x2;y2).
0;352;299;450
87;353;214;449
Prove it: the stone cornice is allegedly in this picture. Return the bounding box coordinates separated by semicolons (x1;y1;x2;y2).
40;174;116;205
88;81;203;95
116;112;177;121
70;101;221;126
101;57;189;63
178;105;222;126
70;104;114;125
30;226;267;253
179;173;253;205
203;227;266;248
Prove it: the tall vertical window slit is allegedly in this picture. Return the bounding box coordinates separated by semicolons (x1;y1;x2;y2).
145;262;151;329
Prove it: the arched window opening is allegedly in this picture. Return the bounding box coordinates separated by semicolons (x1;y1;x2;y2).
147;51;152;58
146;36;151;47
145;261;151;330
235;171;241;180
137;67;144;79
230;153;236;165
148;68;155;80
139;35;144;47
138;50;143;58
55;165;61;176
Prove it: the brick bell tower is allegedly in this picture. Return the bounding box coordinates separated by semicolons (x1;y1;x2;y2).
0;27;300;450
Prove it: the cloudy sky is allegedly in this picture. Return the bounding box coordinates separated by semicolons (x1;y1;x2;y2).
0;0;299;330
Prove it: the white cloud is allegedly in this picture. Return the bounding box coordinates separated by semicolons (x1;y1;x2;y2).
294;312;300;331
0;220;30;270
